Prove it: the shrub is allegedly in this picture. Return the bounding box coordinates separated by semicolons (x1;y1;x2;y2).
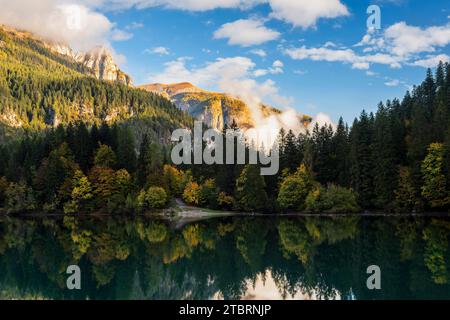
137;186;168;210
217;192;234;210
305;184;360;213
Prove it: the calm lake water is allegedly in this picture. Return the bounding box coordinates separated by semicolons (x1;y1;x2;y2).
0;215;450;300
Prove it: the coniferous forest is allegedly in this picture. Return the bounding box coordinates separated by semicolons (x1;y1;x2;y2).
1;23;450;215
1;60;449;214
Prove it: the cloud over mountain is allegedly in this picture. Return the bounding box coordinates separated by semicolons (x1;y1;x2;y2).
0;0;130;51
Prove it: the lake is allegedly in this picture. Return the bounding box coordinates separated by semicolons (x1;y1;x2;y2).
0;215;449;300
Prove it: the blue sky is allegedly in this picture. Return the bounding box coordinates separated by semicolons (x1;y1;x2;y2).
2;0;450;123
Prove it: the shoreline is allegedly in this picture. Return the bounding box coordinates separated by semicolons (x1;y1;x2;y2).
1;207;450;219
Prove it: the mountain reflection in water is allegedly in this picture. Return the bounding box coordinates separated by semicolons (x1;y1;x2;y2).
0;215;449;300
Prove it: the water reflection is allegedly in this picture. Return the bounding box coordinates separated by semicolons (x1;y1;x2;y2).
0;215;449;300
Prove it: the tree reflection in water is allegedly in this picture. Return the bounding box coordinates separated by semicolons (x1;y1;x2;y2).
0;215;449;300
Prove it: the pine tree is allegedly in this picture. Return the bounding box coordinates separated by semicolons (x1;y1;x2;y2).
372;102;399;208
282;130;299;172
235;165;268;212
349;111;375;208
136;134;150;188
394;166;420;212
117;126;137;174
333;117;350;187
312;124;335;184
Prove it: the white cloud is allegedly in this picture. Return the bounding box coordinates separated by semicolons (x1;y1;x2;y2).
0;0;129;51
353;22;450;68
309;112;336;131
252;60;284;77
87;0;266;11
149;55;299;148
126;22;144;29
384;22;450;57
411;54;450;68
84;0;351;32
284;44;404;70
294;69;307;75
148;56;291;109
324;41;337;48
250;49;267;57
385;79;400;87
285;46;358;64
111;29;133;41
272;59;283;67
214;19;280;47
268;0;349;29
145;46;170;55
0;0;350;53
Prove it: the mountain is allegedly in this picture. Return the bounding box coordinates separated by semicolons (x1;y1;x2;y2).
0;24;132;86
139;82;312;130
0;23;310;146
50;44;132;86
0;24;191;143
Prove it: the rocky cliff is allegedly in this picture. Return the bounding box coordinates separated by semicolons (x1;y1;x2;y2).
0;24;132;86
50;44;132;86
139;82;312;131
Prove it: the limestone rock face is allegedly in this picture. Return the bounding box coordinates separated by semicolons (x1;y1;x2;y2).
139;82;273;131
51;44;132;86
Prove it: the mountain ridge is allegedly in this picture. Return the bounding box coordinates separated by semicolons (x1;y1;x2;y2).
139;82;312;131
0;24;192;144
0;24;132;86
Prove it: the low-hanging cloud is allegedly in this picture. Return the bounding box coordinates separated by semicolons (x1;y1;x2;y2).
149;56;333;148
0;0;130;51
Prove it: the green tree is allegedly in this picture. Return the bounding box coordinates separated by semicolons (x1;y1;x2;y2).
421;143;449;209
0;176;9;208
235;165;268;212
64;170;93;214
305;184;360;213
349;110;375;208
372;102;399;208
394;166;421;212
5;181;36;213
116;126;136;173
277;164;314;211
137;186;168;210
94;144;117;168
200;179;219;209
162;165;186;197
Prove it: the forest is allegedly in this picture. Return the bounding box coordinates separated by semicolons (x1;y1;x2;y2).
0;62;449;214
0;25;192;144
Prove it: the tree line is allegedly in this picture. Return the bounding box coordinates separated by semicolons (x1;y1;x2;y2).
183;62;450;213
1;63;450;214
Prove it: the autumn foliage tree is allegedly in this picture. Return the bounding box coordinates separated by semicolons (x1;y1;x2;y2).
277;164;314;211
421;143;449;209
